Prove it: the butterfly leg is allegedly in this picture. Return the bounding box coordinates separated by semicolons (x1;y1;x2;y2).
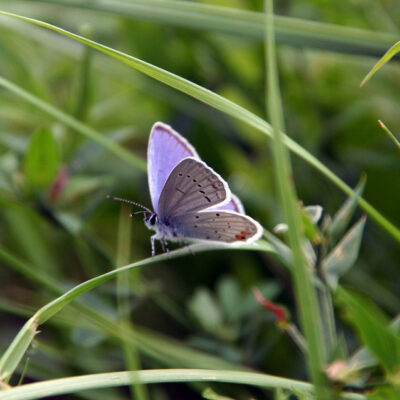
150;234;157;257
187;245;195;256
162;238;170;257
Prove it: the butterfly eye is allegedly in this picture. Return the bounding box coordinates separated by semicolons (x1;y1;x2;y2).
149;214;157;226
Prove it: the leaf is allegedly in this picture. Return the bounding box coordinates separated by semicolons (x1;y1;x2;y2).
329;175;366;245
337;288;400;376
323;216;366;289
202;387;235;400
367;385;400;400
216;276;241;322
24;128;60;188
188;288;223;334
361;40;400;86
304;205;323;225
0;315;38;382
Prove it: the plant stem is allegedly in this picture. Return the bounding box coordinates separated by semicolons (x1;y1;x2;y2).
264;1;331;398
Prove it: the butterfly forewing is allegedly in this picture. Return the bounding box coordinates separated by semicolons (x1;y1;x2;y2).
148;123;199;212
170;211;262;243
157;157;230;220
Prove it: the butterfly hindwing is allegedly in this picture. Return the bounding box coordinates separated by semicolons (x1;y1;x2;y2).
148;122;199;213
157;157;230;220
170;211;263;243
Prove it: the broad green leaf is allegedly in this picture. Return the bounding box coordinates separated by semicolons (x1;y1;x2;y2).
24;128;60;188
337;288;400;376
361;41;400;86
188;288;223;334
329;176;366;245
323;217;366;289
216;276;241;322
350;315;400;371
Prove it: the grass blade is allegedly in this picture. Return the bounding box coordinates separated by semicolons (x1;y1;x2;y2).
115;206;148;400
0;368;365;400
0;11;398;243
378;120;400;151
337;288;400;377
361;40;400;86
265;1;330;398
0;241;273;381
14;0;399;57
0;76;145;171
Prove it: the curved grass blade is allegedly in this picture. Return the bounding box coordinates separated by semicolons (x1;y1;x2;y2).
0;245;251;375
0;368;365;400
14;0;399;57
0;240;273;381
378;120;400;151
361;40;400;86
0;11;398;243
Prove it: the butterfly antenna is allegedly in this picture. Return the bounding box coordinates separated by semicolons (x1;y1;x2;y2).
106;195;152;214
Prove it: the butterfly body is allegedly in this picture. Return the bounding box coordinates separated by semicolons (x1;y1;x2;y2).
110;122;263;255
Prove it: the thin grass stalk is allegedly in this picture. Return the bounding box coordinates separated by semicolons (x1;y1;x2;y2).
264;1;331;398
0;76;146;171
116;206;148;400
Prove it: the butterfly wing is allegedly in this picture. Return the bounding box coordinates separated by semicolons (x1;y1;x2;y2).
209;193;245;214
170;210;263;243
157;157;231;220
148;122;199;212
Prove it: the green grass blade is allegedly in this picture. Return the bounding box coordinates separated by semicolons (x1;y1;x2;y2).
0;11;398;243
24;127;60;188
265;1;330;398
14;0;399;57
0;76;145;172
0;316;38;383
115;206;148;400
0;241;272;381
361;40;400;86
378;120;400;151
0;368;366;400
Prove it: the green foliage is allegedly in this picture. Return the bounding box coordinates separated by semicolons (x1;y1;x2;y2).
23;127;60;188
337;288;400;377
0;1;399;399
323;216;366;289
361;41;400;86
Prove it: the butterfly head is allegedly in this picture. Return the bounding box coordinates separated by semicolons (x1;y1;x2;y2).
144;213;158;229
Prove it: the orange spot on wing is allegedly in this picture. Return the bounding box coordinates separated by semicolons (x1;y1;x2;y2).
235;234;245;240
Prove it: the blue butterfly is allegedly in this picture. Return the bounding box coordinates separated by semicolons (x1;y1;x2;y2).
108;122;262;255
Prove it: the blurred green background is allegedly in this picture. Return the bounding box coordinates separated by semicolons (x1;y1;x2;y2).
0;1;399;399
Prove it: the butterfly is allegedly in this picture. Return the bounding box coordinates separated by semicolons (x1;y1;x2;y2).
108;122;263;256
